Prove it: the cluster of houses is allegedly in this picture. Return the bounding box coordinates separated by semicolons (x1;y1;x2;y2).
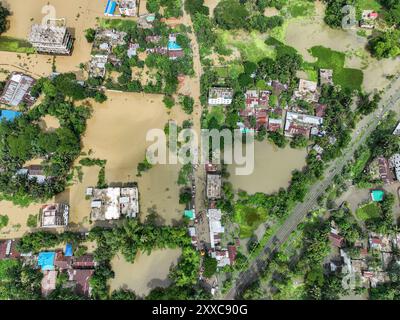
187;163;237;279
88;27;184;78
0;239;97;297
208;69;332;142
145;33;185;60
327;222;400;289
0;71;37;122
367;123;400;185
87;186;139;221
88;28;129;78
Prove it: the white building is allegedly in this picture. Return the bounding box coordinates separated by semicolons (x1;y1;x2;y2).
89;187;139;221
41;203;69;228
28;24;73;55
284;111;323;137
293;79;319;103
0;72;36;107
207;209;224;249
390;154;400;181
208;87;233;106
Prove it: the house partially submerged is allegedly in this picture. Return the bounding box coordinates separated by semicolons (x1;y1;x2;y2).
0;72;36;107
208;87;233;106
40;203;69;228
88;187;139;221
88;29;127;78
206;173;222;200
28;24;74;55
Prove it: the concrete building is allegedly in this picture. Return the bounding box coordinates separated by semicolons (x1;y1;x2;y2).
0;72;36;107
40;203;69;228
88;54;108;78
206;173;222;199
28;24;73;55
89;187;139;221
293;79;319;103
207;209;224;249
320;69;333;86
284;111;323;138
389;153;400;181
208;87;233;105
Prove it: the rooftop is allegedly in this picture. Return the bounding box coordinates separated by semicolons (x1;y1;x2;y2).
0;72;36;107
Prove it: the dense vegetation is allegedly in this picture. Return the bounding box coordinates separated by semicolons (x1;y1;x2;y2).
0;73;106;204
98;19;194;96
0;3;10;35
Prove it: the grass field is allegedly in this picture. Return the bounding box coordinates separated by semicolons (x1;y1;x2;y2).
288;0;315;18
234;203;268;238
309;46;363;91
0;37;35;54
215;62;244;79
217;30;275;63
351;148;371;178
356;202;381;221
99;18;137;31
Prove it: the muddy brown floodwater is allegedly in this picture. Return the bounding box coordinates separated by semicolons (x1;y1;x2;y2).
285;1;400;92
227;141;307;195
109;248;182;296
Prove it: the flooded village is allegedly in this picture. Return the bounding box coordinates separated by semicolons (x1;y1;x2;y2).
0;0;400;301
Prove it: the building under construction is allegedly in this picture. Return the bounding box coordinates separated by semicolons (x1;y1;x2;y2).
28;24;74;55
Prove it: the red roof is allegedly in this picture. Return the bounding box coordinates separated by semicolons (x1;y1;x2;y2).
72;254;96;268
371;238;382;245
0;239;20;260
315;104;327;117
68;269;94;297
168;49;184;58
227;245;237;265
329;233;345;247
288;123;310;137
370;12;378;19
54;251;72;270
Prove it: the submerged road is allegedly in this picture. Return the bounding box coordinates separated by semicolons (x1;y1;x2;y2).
223;75;400;299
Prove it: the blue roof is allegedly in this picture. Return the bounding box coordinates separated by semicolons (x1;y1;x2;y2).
38;252;56;270
65;243;73;257
105;0;117;15
168;41;182;51
0;110;21;122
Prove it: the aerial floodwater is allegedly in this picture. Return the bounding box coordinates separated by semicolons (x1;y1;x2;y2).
227;141;307;195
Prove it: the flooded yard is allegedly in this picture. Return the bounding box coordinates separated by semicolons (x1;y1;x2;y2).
109;248;182;296
0;0;107;75
285;1;400;92
227;141;307;195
